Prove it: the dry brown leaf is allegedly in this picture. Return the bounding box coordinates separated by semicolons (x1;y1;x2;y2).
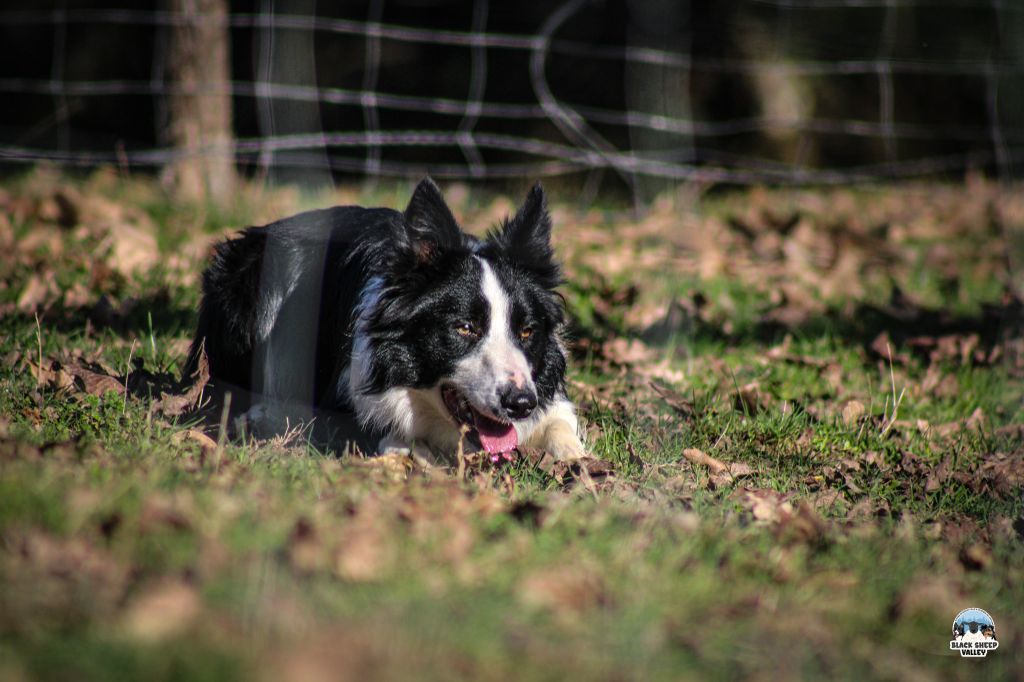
650;381;696;420
334;519;392;582
35;187;80;227
966;407;986;432
841;400;866;426
734;382;763;414
809;488;844;512
356;452;414;482
765;336;829;368
924;456;952;493
152;346;210;416
518;565;608;617
738;488;790;524
977;451;1024;498
24;358;75;391
848;496;892;519
682;447;727;475
959;543;992;571
869;331;910;365
61;280;93;309
893;573;965;622
139;495;192;532
121;580;201;641
17;272;57;312
17;225;64;259
287;518;327;574
684;448;752;489
735;488;827;545
543;455;616;491
709;462;755;490
4;531;129;621
0;213;13;252
172;428;218;457
601;337;655;366
920;364;960;398
65;363;125;396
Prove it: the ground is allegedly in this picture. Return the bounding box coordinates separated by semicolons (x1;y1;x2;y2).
1;168;1022;681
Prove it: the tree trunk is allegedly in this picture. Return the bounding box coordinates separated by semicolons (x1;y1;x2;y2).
165;0;235;204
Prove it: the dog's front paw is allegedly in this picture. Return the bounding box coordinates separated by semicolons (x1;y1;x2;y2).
377;436;444;467
532;420;587;462
234;403;280;438
234;402;310;440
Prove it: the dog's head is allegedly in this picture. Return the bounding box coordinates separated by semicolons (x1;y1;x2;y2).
354;178;567;454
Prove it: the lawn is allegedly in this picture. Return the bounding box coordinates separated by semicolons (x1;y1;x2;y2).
1;168;1022;680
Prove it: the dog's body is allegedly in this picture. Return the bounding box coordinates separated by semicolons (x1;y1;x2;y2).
184;179;585;461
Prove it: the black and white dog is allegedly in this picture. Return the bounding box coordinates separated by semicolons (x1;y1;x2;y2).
184;178;585;461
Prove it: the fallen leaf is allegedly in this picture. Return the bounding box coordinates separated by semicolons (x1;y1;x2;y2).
61;280;93;309
356;452;414;482
334;519;392;582
601;337;655;366
893;573;965;622
121;580;201;641
966;407;986;432
847;496;892;519
869;331;910;365
518;565;608;617
66;363;125;396
841;400;866;426
172;428;217;457
650;381;696;420
24;358;75;391
925;456;952;493
682;447;728;475
543;456;616;491
139;495;192;532
734;382;763;414
959;543;992;571
709;462;754;490
4;531;129;623
287;517;327;574
809;488;844;512
17;272;57;312
735;488;827;545
151;345;210;416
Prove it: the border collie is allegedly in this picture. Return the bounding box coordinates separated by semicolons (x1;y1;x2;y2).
184;178;585;462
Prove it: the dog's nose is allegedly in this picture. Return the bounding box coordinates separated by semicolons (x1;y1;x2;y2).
500;386;537;420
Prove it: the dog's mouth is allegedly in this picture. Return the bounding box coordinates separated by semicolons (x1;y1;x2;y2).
441;385;518;455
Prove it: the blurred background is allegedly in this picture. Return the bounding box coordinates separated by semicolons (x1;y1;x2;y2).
1;0;1021;207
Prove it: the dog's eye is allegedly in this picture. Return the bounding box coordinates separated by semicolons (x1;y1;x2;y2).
456;322;480;339
519;326;533;341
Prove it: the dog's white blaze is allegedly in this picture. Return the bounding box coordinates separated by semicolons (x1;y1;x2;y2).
474;258;533;395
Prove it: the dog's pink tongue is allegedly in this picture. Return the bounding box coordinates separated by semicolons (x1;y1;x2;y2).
475;420;518;454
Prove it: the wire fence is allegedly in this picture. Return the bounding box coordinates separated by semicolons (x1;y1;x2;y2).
0;0;1021;197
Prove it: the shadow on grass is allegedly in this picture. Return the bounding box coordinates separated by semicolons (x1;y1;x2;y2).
618;290;1022;358
13;291;197;339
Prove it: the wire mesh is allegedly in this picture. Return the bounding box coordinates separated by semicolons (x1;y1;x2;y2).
0;1;1020;195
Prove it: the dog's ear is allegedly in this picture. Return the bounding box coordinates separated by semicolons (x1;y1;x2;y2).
490;182;560;288
403;177;462;265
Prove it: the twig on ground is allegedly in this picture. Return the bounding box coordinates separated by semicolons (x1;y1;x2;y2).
123;338;137;416
880;343;906;437
34;312;43;388
215;392;232;470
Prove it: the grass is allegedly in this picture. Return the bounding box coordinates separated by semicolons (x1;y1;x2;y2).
1;169;1022;680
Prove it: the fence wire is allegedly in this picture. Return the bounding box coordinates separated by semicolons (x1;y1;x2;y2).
0;1;1021;193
